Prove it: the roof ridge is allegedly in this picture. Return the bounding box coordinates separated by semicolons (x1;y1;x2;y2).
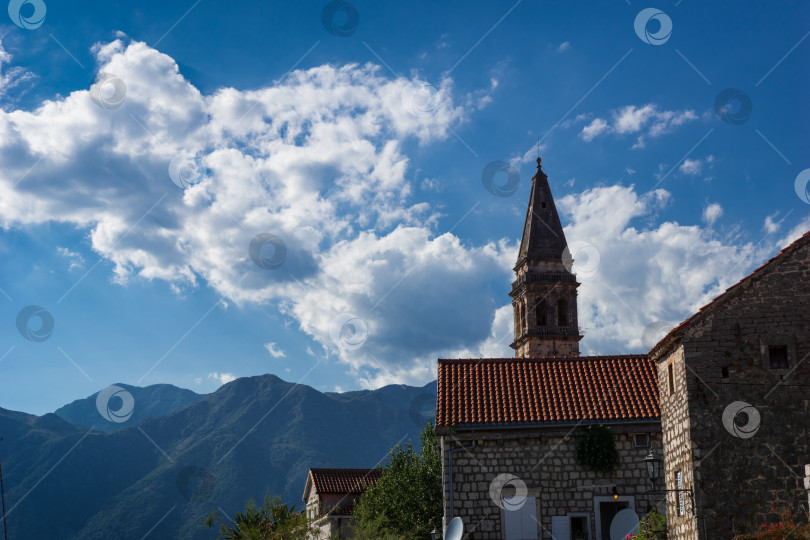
309;468;379;471
650;228;810;358
438;354;649;363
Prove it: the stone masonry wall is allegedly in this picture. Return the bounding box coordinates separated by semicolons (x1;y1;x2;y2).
657;241;810;539
657;344;699;540
441;424;662;540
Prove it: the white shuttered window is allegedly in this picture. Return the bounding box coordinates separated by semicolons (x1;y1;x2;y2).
503;496;538;540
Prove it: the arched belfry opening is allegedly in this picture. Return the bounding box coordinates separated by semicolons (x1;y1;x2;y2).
557;298;568;327
536;300;547;327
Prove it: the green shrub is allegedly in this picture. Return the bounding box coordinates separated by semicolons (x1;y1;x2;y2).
756;508;810;540
631;507;667;540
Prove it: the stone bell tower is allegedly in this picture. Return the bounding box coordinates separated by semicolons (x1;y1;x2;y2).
509;157;582;358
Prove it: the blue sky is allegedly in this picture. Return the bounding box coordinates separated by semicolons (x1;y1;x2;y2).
0;0;808;414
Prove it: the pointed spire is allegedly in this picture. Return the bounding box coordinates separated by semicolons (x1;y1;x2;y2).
517;156;569;263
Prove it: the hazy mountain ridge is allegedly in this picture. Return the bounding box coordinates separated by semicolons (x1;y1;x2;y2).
0;374;436;539
53;382;205;432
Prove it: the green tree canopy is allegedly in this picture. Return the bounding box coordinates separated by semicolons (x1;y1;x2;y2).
352;420;443;540
206;495;319;540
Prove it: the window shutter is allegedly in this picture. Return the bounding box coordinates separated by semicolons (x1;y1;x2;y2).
503;496;538;540
551;516;571;540
521;497;538;539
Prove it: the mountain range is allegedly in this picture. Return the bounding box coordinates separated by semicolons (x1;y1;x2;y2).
0;374;437;539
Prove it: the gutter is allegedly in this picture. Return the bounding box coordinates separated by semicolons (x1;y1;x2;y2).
450;418;661;431
447;440;475;520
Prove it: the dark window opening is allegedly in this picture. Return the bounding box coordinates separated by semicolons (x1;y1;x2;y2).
570;516;588;540
769;345;789;369
668;363;674;395
557;298;568;327
536;301;547;326
518;304;525;334
599;501;629;540
634;433;650;448
541;201;546;208
721;366;729;378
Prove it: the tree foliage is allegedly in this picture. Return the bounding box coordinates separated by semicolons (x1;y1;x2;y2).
352;420;443;539
206;495;320;540
575;424;620;474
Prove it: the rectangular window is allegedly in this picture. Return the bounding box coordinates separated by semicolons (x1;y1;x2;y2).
634;433;650;448
570;515;589;540
668;363;675;396
675;471;685;516
769;345;789;369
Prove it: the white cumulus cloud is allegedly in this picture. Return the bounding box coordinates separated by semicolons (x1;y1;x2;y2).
579;104;698;147
57;246;86;271
679;158;702;175
702;203;723;226
264;342;286;358
0;40;36;100
580;118;609;142
208;372;236;385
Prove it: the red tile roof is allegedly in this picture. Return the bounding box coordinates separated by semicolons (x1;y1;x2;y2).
649;229;810;359
307;468;381;495
436;356;659;429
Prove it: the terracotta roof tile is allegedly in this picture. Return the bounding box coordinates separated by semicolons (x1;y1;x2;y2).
436;356;660;428
308;468;381;495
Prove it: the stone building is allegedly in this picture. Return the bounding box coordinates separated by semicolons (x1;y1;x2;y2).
649;231;810;539
436;357;662;540
436;158;664;540
302;468;381;539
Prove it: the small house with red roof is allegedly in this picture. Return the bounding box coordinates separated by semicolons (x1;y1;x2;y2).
436;159;665;540
302;468;381;539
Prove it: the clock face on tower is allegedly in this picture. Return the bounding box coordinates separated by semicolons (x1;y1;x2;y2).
510;157;582;359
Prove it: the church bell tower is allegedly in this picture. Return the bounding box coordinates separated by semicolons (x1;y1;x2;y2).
510;157;582;358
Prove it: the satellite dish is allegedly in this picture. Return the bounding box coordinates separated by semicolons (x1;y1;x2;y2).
609;508;639;540
444;517;464;540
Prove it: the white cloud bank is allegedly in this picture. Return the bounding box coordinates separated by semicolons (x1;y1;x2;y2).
0;37;514;386
555;186;809;354
1;38;805;389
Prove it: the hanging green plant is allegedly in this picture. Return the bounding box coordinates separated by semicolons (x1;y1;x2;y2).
575;424;620;474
